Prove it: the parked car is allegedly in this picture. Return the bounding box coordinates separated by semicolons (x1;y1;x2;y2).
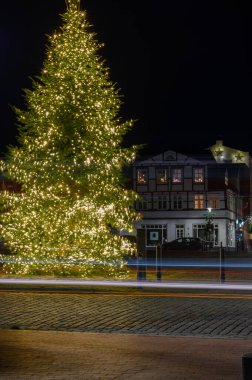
162;237;202;251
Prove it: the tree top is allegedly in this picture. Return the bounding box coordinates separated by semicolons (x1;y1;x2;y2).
65;0;80;11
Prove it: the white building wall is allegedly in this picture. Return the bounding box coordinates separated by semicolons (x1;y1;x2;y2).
136;217;235;248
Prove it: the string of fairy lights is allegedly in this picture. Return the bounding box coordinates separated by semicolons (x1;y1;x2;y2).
0;0;140;277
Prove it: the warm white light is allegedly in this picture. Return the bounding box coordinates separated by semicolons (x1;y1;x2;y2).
0;0;140;278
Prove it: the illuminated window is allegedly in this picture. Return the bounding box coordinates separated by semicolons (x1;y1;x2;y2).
193;168;204;183
172;168;182;183
137;169;148;184
156;169;167;184
194;194;204;209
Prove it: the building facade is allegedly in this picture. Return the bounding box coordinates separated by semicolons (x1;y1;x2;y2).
133;141;251;251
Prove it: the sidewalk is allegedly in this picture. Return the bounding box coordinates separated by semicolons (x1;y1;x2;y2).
0;329;251;379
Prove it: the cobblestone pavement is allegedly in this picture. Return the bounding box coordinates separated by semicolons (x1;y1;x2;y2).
0;329;251;379
1;290;252;338
1;290;252;379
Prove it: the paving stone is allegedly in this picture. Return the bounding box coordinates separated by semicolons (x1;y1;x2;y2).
1;292;252;338
0;291;251;376
0;330;248;379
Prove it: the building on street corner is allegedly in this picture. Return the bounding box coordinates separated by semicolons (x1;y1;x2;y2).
132;140;252;252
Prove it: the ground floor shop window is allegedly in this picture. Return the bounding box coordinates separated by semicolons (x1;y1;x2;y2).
141;224;167;247
193;223;219;246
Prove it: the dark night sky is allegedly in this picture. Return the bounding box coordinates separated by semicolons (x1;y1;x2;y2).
1;0;252;157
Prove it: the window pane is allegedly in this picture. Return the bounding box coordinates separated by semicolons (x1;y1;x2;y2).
194;168;204;183
156;169;167;184
136;194;152;210
209;194;219;209
176;225;184;238
172;169;182;183
141;225;167;247
137;169;148;184
173;195;183;209
178;195;182;209
157;195;168;210
194;194;204;209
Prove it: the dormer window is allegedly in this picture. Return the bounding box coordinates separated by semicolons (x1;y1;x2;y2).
137;168;148;184
172;168;182;184
193;168;204;183
156;169;167;184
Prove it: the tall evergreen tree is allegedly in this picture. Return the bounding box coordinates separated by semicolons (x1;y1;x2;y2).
0;0;139;277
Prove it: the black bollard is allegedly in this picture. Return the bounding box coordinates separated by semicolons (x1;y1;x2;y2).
220;243;225;283
156;245;162;281
242;353;252;379
137;253;146;281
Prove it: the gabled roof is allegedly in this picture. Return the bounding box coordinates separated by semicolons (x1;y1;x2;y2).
134;150;214;165
134;141;251;167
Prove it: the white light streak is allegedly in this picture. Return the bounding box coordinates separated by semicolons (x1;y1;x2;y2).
1;278;252;291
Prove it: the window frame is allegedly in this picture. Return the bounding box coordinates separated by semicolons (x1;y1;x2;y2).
172;168;183;184
156;168;167;184
208;194;220;209
193;167;204;184
194;193;204;209
141;224;167;247
157;195;169;210
173;194;183;209
136;194;152;210
136;168;148;185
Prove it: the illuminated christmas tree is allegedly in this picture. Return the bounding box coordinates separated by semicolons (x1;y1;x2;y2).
0;0;139;277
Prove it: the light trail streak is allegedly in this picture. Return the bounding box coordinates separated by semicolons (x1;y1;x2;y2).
1;258;252;269
1;278;252;291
